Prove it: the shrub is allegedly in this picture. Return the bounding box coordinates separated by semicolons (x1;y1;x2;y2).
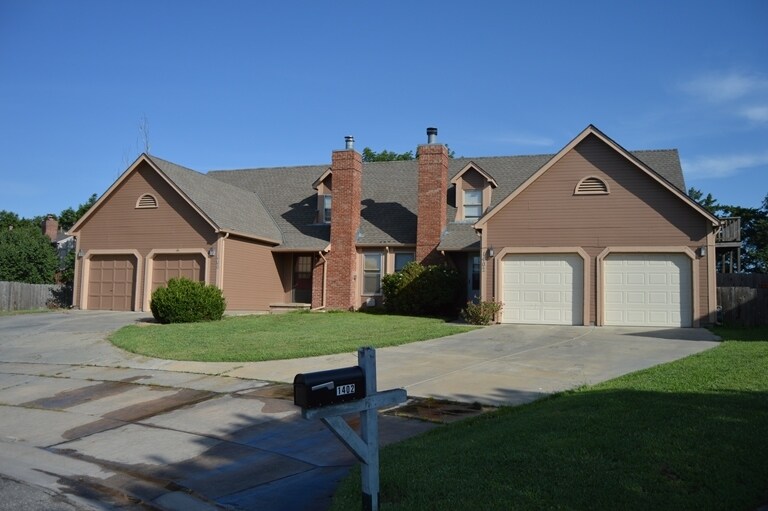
382;262;462;317
150;277;226;324
461;300;502;325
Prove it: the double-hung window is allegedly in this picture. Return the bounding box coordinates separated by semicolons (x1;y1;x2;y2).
463;189;482;220
323;195;332;223
363;253;383;295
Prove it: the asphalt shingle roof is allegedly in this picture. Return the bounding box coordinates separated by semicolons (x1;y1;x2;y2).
185;148;687;251
147;155;282;243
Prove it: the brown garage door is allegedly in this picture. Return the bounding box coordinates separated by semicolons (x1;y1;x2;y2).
88;255;137;311
151;253;206;293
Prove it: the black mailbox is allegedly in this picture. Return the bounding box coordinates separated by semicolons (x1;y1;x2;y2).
294;366;366;409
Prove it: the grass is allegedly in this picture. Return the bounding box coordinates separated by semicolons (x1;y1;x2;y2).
331;327;768;511
109;311;475;362
0;308;53;316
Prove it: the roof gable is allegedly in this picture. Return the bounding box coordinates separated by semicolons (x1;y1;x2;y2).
70;154;282;244
474;125;719;229
450;162;498;188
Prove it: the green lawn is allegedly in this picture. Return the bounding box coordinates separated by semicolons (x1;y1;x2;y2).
109;311;475;362
331;327;768;511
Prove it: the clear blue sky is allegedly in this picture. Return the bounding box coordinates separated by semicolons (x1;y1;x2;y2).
1;1;766;220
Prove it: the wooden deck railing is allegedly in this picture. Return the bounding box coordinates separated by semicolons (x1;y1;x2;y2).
716;217;741;244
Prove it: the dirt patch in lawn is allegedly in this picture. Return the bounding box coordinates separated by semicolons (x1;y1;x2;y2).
385;398;494;424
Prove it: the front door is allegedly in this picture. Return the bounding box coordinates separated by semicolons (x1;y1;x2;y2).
468;254;481;302
292;255;313;304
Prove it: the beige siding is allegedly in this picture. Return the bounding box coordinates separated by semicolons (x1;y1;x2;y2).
74;161;217;309
221;235;284;310
484;134;712;325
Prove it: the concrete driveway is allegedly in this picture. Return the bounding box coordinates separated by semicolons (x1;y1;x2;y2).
0;311;721;510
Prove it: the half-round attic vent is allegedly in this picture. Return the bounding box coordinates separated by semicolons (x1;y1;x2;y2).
136;193;158;209
574;176;609;195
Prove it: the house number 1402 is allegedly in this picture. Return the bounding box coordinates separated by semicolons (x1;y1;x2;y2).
336;384;355;396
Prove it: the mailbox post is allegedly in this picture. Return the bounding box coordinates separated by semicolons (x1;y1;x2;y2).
294;347;406;511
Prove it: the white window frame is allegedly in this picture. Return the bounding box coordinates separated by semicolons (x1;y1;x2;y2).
323;195;332;223
362;252;384;295
463;189;483;220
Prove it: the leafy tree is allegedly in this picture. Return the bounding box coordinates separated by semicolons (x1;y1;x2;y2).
362;148;415;162
720;194;768;273
689;188;768;273
688;187;721;214
0;225;58;284
58;193;98;231
362;145;456;162
0;210;34;231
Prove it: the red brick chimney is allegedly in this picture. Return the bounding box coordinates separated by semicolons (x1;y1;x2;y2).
326;136;363;309
42;215;58;242
416;127;448;264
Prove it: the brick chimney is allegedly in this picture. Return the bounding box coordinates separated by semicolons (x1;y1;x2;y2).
326;136;363;309
416;127;448;264
42;215;58;242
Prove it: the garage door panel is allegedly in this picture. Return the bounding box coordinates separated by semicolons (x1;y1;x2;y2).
502;254;583;325
604;254;691;327
152;254;205;292
88;255;136;311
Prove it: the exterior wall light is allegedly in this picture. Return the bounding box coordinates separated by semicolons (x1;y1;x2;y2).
487;246;494;258
208;247;216;257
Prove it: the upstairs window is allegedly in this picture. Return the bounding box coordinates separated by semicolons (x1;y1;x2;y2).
323;195;332;223
136;194;158;209
463;189;483;220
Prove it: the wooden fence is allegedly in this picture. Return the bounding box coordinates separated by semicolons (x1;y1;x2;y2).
0;281;64;311
717;273;768;327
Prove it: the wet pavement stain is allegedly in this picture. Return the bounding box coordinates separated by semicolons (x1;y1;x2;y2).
21;380;138;410
241;383;294;400
61;388;217;440
239;384;298;414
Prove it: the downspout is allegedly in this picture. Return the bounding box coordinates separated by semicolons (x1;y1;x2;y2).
311;250;328;311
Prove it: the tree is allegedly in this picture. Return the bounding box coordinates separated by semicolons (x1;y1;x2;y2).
362;147;415;162
0;225;58;284
0;210;34;231
687;187;721;214
720;194;768;273
58;193;98;231
361;145;456;163
689;188;768;273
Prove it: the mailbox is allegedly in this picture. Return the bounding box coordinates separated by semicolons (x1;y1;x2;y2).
294;366;366;409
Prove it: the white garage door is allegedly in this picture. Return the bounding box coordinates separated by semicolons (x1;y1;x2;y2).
501;254;583;325
604;254;692;327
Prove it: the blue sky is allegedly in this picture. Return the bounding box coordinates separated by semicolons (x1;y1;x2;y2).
1;1;766;220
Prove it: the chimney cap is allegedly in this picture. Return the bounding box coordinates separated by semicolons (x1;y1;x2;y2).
426;127;438;144
344;135;355;150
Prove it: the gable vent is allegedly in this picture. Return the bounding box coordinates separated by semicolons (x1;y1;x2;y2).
575;176;609;195
136;193;158;209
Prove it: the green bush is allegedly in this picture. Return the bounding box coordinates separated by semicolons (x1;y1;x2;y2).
461;300;502;325
382;262;462;317
150;277;226;324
